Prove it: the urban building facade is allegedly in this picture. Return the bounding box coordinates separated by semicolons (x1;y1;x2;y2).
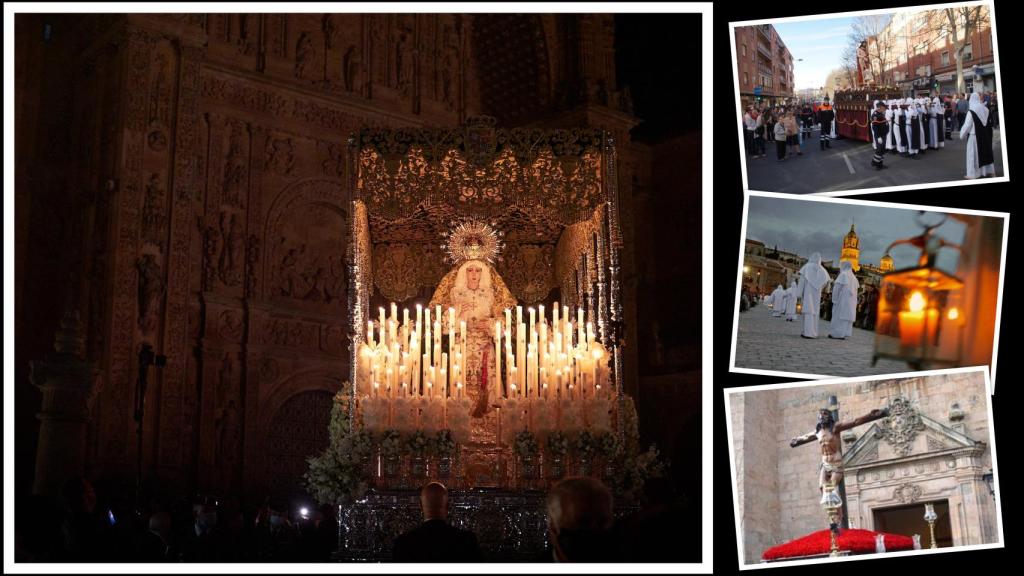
735;24;795;109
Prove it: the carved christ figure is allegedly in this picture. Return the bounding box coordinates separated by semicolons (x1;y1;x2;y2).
790;405;890;527
429;259;517;445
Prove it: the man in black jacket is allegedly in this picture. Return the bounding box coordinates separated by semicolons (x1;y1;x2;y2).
392;482;482;562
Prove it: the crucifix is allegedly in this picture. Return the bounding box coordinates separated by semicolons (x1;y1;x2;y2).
790;395;889;532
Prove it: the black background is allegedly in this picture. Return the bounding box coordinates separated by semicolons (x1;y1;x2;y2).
713;1;1015;572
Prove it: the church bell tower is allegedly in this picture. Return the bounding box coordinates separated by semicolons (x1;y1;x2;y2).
840;222;860;272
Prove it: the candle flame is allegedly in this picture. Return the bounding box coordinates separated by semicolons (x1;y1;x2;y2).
948;307;960;320
592;349;603;360
909;291;926;312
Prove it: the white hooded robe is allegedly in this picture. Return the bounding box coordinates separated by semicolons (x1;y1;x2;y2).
798;252;830;338
770;285;785;317
961;92;995;178
829;261;860;339
785;280;799;321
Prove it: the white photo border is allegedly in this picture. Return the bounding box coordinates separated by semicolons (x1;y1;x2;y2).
4;2;715;574
724;365;1004;570
728;191;1009;393
728;0;1009;197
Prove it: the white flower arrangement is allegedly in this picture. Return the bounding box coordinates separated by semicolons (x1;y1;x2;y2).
558;398;583;434
420;398;445;434
584;397;612;433
303;382;372;506
360;397;390;434
391;397;417;434
446;397;473;444
500;397;524;445
530;398;557;438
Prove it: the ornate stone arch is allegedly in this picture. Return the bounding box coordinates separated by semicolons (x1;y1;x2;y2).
255;369;342;500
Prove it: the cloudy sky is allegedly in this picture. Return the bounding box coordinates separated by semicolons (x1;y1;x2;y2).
773;16;890;91
746;196;970;273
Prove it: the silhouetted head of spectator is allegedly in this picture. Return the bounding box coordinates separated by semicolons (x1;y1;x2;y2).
192;500;218;536
546;477;615;562
149;511;172;542
420;482;449;521
60;476;97;515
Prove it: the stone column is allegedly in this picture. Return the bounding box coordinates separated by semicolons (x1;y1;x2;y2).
30;309;98;496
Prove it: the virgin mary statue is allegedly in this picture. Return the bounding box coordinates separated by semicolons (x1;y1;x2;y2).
429;258;516;445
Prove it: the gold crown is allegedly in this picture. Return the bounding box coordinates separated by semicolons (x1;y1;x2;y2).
441;220;504;265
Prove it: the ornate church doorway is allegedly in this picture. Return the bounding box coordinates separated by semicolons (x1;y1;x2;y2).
873;500;953;548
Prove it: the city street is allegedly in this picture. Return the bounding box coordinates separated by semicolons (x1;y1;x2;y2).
745;125;1003;194
733;302;909;377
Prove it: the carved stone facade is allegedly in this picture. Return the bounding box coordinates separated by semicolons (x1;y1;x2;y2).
16;12;663;503
729;371;997;565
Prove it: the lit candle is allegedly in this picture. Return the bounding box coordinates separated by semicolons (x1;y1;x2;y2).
577;309;584;348
457;382;463;399
379;308;387;348
367;321;375;347
416;303;423;335
553;302;560;329
403;308;410;329
391;302;398;323
529;307;536;336
899;292;939;349
586;322;595;350
373;381;379;399
495;321;502;400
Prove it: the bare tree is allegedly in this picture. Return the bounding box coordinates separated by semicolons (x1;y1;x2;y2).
840;44;860;89
849;15;896;85
921;6;988;93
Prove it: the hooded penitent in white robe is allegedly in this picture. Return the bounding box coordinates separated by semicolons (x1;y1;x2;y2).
904;98;919;155
893;102;905;153
961;92;995;179
918;99;929;150
770;285;785;317
829;261;860;339
929;97;943;149
785;280;799;321
798;252;830;338
885;103;895;150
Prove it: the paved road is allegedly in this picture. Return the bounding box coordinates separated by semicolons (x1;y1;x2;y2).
745;126;1003;194
733;303;909;377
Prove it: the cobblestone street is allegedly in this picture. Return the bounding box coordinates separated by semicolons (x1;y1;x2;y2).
733;303;909;377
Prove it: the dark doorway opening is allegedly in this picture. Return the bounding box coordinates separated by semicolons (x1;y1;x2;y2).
873;499;953;548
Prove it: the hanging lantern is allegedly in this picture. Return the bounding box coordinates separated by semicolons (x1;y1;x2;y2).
873;213;964;370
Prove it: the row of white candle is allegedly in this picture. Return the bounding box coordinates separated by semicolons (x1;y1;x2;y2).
496;303;607;401
359;302;608;402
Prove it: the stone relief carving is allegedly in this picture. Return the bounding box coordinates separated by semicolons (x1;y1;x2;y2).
294;31;316;80
874;396;925;457
395;23;414;97
148;51;173;127
245;234;260;298
440;21;460;111
266;137;294;176
927;436;948;452
202;221;220;291
218;309;244;341
216;211;245;287
141;173;167;246
236;14;254;54
343;44;361;93
318;140;345;179
222;120;247;208
893;483;922;504
136;253;165;337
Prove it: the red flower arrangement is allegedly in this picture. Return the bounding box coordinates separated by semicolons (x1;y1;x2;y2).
762;528;915;561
